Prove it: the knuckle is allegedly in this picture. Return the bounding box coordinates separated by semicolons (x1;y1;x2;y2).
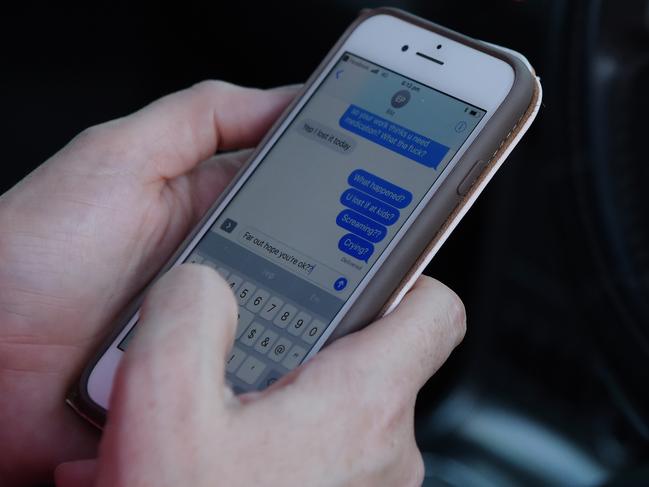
430;279;466;347
68;121;133;165
190;79;235;98
70;123;114;151
446;288;467;346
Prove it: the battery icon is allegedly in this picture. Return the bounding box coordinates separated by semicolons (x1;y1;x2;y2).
464;107;479;117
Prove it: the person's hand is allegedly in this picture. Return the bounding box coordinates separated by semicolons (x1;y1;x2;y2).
0;81;298;486
54;266;465;487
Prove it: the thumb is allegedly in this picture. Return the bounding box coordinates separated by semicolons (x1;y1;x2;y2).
95;264;238;486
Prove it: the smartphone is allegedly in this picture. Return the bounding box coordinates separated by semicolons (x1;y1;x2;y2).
68;8;541;427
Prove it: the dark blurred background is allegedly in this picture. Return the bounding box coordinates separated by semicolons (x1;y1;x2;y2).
2;1;648;486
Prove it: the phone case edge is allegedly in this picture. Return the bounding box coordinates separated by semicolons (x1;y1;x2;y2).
380;72;542;316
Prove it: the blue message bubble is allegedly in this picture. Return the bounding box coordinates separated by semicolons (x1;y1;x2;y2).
348;169;413;209
340;188;400;226
339;105;449;169
336;209;387;243
338;233;374;262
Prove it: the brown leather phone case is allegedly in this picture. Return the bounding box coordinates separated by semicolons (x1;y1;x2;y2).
378;45;542;317
325;9;542;340
67;8;542;428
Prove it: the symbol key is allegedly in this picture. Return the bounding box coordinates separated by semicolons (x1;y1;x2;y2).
225;346;247;373
268;337;293;362
236;356;266;385
240;322;265;347
282;345;307;370
254;329;279;355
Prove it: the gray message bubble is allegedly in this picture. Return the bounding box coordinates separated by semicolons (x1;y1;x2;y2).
297;118;356;154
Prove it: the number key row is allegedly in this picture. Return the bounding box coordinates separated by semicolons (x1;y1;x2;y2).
237;303;325;346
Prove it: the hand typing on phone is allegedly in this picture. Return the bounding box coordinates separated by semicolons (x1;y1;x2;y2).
0;81;465;487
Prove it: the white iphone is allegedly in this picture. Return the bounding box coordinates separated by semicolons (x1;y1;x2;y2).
69;8;540;427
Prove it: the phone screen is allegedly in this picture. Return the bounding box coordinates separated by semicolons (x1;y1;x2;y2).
119;52;486;392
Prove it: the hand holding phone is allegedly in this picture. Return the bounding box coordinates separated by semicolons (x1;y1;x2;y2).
56;265;465;487
72;9;540;425
0;83;297;485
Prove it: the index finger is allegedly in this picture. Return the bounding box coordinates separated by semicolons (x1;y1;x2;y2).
313;276;466;400
74;81;299;182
